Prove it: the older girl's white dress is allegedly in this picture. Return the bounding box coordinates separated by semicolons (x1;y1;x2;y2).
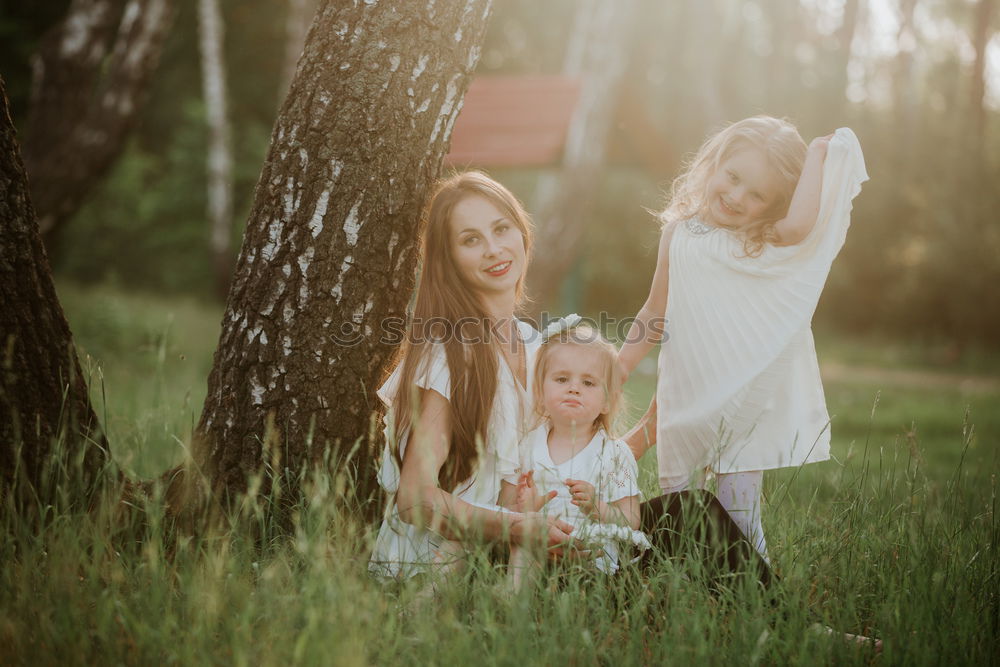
519;424;650;573
368;320;541;580
656;128;868;491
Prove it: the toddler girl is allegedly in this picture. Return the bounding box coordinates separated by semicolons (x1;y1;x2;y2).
501;317;649;586
619;116;868;561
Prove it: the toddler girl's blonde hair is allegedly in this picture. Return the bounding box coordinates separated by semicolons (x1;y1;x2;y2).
661;115;808;256
532;325;625;436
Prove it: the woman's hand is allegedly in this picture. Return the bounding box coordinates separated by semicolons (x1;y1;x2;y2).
515;470;557;513
565;478;598;517
509;512;574;551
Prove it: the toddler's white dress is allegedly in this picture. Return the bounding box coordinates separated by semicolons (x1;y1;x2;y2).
368;320;541;580
519;424;650;573
656;128;869;491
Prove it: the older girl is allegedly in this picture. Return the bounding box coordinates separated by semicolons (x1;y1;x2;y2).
620;117;868;560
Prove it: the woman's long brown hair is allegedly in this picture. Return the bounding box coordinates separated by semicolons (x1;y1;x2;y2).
386;171;533;492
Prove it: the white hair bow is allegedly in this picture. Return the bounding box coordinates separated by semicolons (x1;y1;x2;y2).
541;313;582;342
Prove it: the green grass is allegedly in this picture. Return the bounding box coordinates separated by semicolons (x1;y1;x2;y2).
2;282;997;665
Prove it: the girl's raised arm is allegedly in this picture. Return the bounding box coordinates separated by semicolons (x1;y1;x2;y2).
618;221;677;376
396;388;575;548
772;135;831;245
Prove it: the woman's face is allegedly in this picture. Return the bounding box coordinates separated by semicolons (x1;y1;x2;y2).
704;147;782;229
448;195;526;300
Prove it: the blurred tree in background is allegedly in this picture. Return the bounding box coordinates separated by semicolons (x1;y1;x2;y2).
1;0;997;345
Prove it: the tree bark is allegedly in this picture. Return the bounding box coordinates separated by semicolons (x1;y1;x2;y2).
198;0;235;299
279;0;319;103
0;77;106;501
192;0;493;510
526;0;637;311
22;0;176;240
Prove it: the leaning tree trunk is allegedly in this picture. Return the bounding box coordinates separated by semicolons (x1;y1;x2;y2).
23;0;176;241
527;0;637;310
197;0;235;299
279;0;319;102
0;78;106;503
192;0;493;510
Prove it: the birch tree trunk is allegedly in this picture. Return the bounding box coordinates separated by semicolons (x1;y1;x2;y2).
279;0;319;103
23;0;176;240
829;0;861;117
893;0;919;169
527;0;637;310
969;0;995;150
762;0;798;111
0;78;106;502
198;0;235;299
191;0;493;508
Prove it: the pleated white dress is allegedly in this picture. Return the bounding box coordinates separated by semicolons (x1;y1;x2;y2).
368;320;541;580
656;128;868;491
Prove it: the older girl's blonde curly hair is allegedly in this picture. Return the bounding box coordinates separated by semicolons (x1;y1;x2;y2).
660;116;808;257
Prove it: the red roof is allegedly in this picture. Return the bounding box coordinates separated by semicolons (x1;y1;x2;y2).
444;75;581;168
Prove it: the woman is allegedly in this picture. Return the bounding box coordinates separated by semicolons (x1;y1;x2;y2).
368;171;576;580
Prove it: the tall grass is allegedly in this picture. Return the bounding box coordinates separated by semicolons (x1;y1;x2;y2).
0;283;994;665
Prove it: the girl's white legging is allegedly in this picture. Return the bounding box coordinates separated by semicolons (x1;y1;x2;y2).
662;470;769;563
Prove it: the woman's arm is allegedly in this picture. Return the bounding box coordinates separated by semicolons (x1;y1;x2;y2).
605;496;641;530
618;222;676;377
772;135;831;245
396;388;575;548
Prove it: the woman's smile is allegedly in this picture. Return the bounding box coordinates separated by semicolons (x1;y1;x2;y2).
485;260;512;276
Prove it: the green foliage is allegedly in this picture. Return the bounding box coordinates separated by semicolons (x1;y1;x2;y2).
5;0;999;335
56;281;222;477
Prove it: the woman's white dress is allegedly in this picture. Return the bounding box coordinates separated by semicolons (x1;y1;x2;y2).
368;320;541;580
656;128;869;491
519;424;650;573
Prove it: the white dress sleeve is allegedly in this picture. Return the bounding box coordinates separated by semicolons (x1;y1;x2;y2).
747;126;868;273
599;439;642;504
375;344;450;494
377;343;450;409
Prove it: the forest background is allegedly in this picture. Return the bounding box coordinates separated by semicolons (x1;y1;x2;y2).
4;0;999;343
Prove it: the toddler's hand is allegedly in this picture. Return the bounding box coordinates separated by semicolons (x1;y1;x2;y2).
565;478;597;517
516;470;557;513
